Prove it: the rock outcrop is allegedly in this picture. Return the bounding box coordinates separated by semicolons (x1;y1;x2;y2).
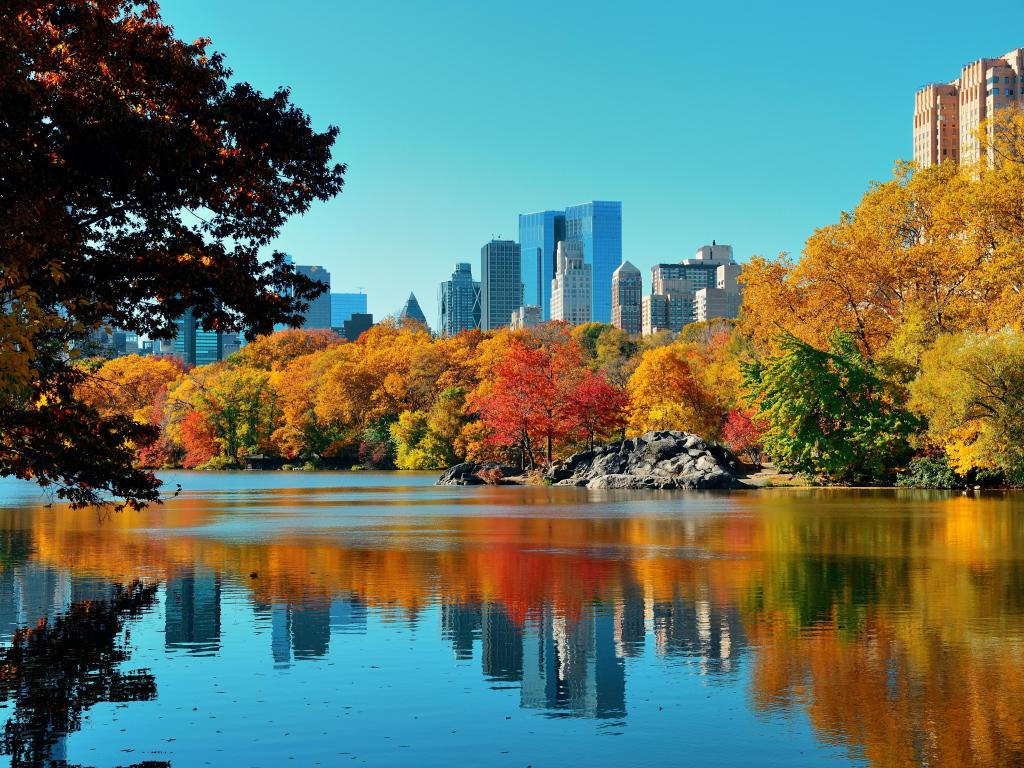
544;431;744;490
436;462;524;486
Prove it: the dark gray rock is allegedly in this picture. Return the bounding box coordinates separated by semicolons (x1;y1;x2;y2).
436;461;525;486
547;431;745;490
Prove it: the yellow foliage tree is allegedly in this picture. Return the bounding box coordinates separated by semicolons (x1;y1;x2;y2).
626;345;720;438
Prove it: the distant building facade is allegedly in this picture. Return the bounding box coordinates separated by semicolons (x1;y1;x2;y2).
438;263;481;336
550;240;592;326
330;293;368;330
519;210;566;321
342;313;374;342
564;201;622;324
399;292;428;328
293;264;332;329
913;48;1024;168
642;243;742;335
480;239;522;331
611;261;642;335
510;305;542;330
172;308;240;366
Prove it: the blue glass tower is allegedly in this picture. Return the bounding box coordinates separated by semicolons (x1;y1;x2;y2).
518;210;565;321
564;201;622;324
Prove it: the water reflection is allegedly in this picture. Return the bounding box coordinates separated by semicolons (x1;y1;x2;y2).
0;481;1023;766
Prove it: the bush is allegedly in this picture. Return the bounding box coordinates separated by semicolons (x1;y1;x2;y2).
896;454;963;489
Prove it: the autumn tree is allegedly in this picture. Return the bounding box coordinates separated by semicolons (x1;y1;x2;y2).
1;1;344;506
564;373;627;450
75;355;183;421
910;328;1024;482
626;344;720;438
231;329;343;371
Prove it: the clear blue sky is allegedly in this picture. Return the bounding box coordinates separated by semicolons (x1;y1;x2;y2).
161;0;1024;325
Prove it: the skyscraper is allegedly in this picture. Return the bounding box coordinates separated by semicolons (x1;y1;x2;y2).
550;240;592;326
913;48;1024;168
293;264;332;329
564;201;622;323
480;239;522;331
611;261;642;335
330;292;368;330
519;210;565;321
399;292;428;328
172;308;240;367
437;263;481;336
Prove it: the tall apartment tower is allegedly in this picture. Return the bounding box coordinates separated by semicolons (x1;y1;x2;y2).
480;240;522;331
913;48;1024;168
399;292;428;328
564;202;622;324
519;210;565;321
550;240;592;326
171;308;240;367
611;261;642;336
438;263;482;336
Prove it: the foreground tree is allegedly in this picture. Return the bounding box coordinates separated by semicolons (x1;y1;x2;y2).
1;1;345;506
742;332;920;482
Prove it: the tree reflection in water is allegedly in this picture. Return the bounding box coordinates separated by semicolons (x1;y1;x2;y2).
0;581;164;768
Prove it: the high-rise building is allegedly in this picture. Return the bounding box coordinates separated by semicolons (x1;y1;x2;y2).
519;210;566;320
550;240;592;326
480;239;522;331
399;292;428;328
293;264;332;329
642;243;741;334
330;292;368;330
171;308;240;366
611;261;642;335
564;201;622;323
913;48;1024;168
511;305;541;330
913;83;960;168
438;263;481;336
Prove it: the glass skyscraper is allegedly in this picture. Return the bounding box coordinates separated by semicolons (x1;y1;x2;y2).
564;201;622;324
438;262;481;336
330;293;368;329
518;210;565;321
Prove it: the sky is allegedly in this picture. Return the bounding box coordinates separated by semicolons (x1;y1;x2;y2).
161;0;1024;326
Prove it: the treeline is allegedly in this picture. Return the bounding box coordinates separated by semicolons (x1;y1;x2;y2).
78;109;1024;486
75;320;750;473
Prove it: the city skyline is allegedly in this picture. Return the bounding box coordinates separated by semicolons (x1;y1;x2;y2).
157;2;1024;326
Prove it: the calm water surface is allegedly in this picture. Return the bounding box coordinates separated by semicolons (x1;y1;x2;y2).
1;472;1023;767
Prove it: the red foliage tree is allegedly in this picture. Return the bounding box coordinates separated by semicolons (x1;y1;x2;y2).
564;373;628;450
722;407;766;466
179;411;218;469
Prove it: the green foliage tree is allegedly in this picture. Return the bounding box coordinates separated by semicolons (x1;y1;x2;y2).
742;332;920;482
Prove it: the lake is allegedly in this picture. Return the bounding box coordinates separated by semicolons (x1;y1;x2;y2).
0;472;1022;767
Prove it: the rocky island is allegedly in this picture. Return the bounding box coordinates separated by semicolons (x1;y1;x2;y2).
437;431;747;490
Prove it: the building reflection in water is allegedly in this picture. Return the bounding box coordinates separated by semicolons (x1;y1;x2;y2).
165;568;221;654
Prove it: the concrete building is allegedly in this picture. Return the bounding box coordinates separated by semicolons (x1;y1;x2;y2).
438;263;481;336
913;48;1024;168
642;243;742;335
550;240;592;326
293;264;332;329
519;210;565;321
330;292;368;331
611;260;642;335
481;240;522;331
511;305;542;330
